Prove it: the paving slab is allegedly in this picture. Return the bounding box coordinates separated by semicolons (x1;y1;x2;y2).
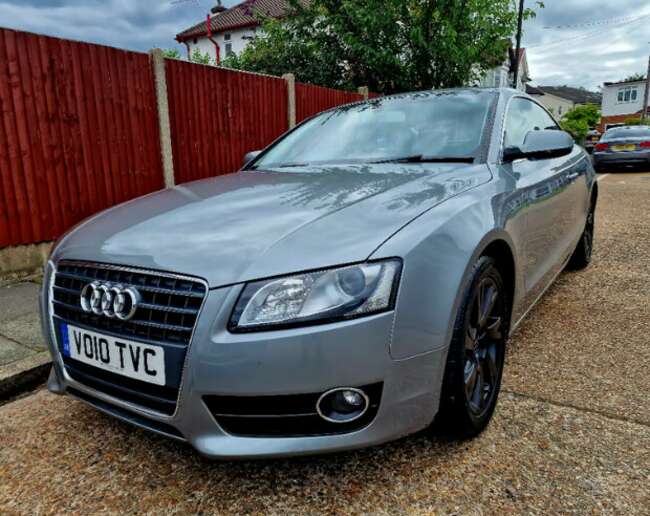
0;336;33;365
0;312;46;351
0;390;648;514
0;282;40;325
0;282;49;400
503;173;650;425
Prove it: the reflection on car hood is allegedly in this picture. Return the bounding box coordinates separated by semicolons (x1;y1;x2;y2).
54;164;491;287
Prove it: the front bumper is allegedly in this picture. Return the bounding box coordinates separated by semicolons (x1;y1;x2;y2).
43;267;446;459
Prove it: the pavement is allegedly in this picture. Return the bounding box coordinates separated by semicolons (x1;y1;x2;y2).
0;280;51;400
1;172;649;514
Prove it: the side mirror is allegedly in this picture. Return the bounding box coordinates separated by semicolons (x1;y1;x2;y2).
242;150;261;168
503;129;574;162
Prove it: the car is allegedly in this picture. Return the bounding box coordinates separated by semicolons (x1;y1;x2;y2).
41;88;597;459
584;129;601;154
593;125;650;172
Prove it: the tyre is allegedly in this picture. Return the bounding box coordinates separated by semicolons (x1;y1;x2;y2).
435;256;508;439
566;200;595;271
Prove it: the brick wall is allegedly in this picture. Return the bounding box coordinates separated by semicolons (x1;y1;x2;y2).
598;114;641;132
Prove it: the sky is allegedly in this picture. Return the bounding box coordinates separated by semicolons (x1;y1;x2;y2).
0;0;649;90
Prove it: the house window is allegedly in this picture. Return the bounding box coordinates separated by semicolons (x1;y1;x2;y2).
224;33;231;41
225;42;233;56
617;86;639;103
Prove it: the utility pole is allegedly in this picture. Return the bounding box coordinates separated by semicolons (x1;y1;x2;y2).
512;0;525;90
641;54;650;122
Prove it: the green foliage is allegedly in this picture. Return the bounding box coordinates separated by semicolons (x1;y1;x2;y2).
190;48;213;65
162;49;181;59
559;104;601;144
624;117;643;126
223;0;540;94
623;73;645;82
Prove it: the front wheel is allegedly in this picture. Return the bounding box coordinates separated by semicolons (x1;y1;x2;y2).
435;256;508;439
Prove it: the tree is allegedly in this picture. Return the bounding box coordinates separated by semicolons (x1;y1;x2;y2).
559;103;600;145
222;0;541;94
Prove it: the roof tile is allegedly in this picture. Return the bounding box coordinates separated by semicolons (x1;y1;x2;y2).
176;0;298;41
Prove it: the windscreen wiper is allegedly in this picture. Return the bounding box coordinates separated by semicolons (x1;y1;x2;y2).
369;155;475;164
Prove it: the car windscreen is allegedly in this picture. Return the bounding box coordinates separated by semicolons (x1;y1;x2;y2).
250;90;496;169
602;127;650;141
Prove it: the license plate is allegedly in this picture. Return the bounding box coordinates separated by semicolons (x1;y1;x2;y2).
60;323;166;385
611;144;636;152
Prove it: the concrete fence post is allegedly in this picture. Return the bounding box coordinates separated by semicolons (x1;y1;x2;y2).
149;48;175;189
358;86;369;100
283;73;297;129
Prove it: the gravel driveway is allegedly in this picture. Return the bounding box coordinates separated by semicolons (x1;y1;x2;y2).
1;172;649;515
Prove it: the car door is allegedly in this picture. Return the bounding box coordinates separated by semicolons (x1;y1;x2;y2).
502;97;586;307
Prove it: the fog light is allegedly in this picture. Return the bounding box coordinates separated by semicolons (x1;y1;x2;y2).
316;387;369;423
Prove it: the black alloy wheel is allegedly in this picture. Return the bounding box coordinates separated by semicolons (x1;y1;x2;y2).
435;256;508;439
463;276;505;417
567;200;595;270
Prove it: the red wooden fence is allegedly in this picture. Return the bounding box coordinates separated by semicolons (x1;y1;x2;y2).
0;27;376;249
0;28;164;248
295;82;364;123
166;61;288;183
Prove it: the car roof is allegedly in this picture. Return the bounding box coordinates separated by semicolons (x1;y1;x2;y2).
606;125;650;131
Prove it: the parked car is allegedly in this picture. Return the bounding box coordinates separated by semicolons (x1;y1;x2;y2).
41;88;597;459
593;125;650;172
584;129;601;154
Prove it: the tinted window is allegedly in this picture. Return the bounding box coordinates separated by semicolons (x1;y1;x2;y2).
252;91;496;169
602;127;650;141
504;97;559;148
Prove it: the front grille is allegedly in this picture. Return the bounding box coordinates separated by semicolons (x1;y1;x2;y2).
52;262;205;345
204;383;383;437
51;261;207;415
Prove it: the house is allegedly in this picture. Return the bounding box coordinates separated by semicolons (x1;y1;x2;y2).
477;47;531;91
525;85;573;117
525;85;601;118
175;0;297;64
599;78;649;131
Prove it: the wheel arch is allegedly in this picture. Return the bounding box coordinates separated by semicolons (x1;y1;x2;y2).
591;180;599;206
479;239;516;331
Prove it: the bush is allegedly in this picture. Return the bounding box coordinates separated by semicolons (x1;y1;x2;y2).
560;104;601;145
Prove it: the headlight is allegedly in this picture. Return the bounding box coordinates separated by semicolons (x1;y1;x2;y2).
229;259;402;331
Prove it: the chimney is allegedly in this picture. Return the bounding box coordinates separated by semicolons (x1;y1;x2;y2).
210;0;227;14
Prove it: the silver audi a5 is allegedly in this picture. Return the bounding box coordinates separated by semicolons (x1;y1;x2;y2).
41;88;597;459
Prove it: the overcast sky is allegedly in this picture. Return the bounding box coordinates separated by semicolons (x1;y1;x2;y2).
1;0;649;90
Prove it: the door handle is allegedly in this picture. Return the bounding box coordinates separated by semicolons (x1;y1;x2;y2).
567;172;580;180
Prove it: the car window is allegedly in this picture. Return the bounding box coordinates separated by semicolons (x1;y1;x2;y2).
503;97;559;149
251;90;496;169
602;127;650;140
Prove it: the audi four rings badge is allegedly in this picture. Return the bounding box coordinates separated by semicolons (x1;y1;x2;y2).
80;281;141;320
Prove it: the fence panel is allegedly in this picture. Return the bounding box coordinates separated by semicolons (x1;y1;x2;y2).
165;61;289;184
295;83;364;123
0;28;163;248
